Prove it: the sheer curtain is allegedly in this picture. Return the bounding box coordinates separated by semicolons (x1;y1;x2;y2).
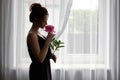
0;0;26;80
109;0;120;80
0;0;120;80
55;0;120;80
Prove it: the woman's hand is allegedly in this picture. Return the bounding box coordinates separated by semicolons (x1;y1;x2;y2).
51;54;57;63
46;32;55;44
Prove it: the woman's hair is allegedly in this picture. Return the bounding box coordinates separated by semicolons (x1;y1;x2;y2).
29;3;48;23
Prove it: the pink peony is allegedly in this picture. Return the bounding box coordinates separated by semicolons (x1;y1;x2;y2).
44;25;55;34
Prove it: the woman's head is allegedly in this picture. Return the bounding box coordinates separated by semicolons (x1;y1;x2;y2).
29;3;49;23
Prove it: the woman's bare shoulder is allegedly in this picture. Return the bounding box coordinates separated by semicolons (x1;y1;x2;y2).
27;31;38;43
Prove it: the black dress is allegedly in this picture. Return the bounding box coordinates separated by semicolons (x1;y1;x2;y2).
27;35;52;80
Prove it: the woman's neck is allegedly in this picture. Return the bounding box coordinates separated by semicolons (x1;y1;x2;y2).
30;24;39;34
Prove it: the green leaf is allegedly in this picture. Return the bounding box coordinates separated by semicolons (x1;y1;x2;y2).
58;46;64;47
50;44;54;50
50;38;65;53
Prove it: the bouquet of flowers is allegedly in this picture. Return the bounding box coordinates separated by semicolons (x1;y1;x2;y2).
44;25;64;54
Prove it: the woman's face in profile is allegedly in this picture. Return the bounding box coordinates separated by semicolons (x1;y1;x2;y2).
39;15;48;28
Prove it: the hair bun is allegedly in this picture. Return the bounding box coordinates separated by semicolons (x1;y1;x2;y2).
29;3;48;23
30;3;42;12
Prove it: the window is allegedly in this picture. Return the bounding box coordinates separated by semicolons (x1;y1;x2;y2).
60;0;110;68
67;0;98;54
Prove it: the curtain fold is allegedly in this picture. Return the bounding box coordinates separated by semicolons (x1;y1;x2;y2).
55;0;73;39
109;0;120;80
1;0;16;80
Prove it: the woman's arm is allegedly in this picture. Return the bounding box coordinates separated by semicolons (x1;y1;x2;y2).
27;32;54;63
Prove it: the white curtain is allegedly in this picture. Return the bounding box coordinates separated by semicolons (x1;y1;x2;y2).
109;0;120;80
0;0;17;80
0;0;120;80
51;0;119;80
0;0;26;80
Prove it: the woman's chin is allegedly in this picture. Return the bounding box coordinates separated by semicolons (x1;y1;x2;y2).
40;26;44;29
